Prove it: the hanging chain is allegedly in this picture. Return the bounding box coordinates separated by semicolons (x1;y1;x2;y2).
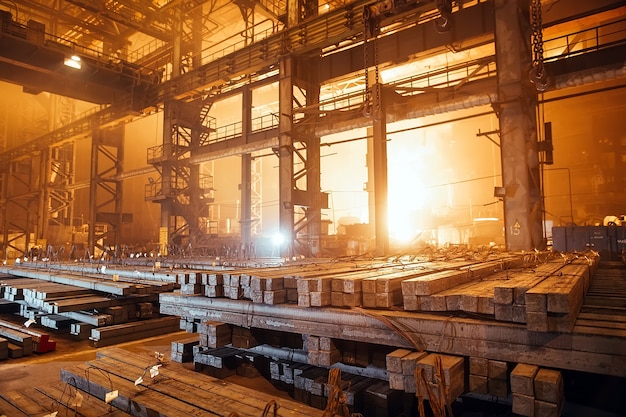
530;0;549;91
373;32;381;121
363;17;371;117
363;19;371;117
362;6;381;118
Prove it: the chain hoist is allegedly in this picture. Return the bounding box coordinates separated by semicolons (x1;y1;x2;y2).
434;0;453;33
530;0;549;91
373;32;381;121
363;12;371;117
362;5;381;120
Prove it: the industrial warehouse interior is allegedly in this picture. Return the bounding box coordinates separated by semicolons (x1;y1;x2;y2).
0;0;625;416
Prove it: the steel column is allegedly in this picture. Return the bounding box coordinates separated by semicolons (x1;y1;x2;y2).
495;0;544;250
300;60;322;257
278;57;295;258
241;153;253;247
88;127;125;258
37;147;50;242
241;87;253;246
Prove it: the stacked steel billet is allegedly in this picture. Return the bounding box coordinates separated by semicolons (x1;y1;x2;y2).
219;265;317;305
70;322;94;339
289;265;362;308
60;347;324;417
331;270;366;307
23;262;180;284
363;380;405;417
0;326;32;357
0;319;56;353
0;385;134;417
1;266;139;295
295;263;392;308
400;253;598;327
224;270;244;300
386;348;428;392
40;314;75;330
197;320;232;348
88;316;181;347
534;368;565;417
487;359;511;398
0;337;7;360
232;325;260;348
386;349;465;402
402;258;523;311
294;367;330;409
510;363;540;416
511;364;564;417
2;277;50;301
193;345;242;378
330;264;423;308
178;271;202;295
270;359;312;392
195;343;263;379
253;275;287;305
414;353;466;405
0;265;178;347
178;316;198;333
363;270;414;308
468;357;489;395
170;334;199;362
298;276;333;307
525;256;596;332
306;335;341;367
284;275;299;302
35;382;134;417
469;357;515;399
493;262;568;323
203;270;225;297
322;371;377;412
0;299;18;314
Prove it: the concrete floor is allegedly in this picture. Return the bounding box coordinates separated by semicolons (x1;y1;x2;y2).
1;313;623;417
0;314;291;407
0;318;187;393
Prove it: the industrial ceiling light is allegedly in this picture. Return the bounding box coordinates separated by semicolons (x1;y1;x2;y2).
64;55;81;69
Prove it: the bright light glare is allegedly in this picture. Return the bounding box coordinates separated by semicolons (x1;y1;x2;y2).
387;163;432;243
474;217;499;222
64;55;82;69
272;232;285;246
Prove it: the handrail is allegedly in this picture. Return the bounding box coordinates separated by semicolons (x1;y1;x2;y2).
0;12;159;79
543;17;626;62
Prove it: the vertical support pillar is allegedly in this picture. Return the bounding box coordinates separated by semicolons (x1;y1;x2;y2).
241;153;252;247
306;136;322;257
279;57;295;258
188;108;201;248
157;1;182;254
88;131;99;256
287;0;300;27
159;104;174;254
495;0;544;250
372;108;389;256
37;147;50;241
365;39;389;256
241;85;253;247
88;127;125;258
304;70;322;257
0;168;5;260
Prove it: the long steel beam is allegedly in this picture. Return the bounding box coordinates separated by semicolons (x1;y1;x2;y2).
159;293;626;378
2;1;625;167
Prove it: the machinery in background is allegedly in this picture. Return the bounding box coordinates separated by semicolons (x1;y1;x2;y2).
552;224;626;263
